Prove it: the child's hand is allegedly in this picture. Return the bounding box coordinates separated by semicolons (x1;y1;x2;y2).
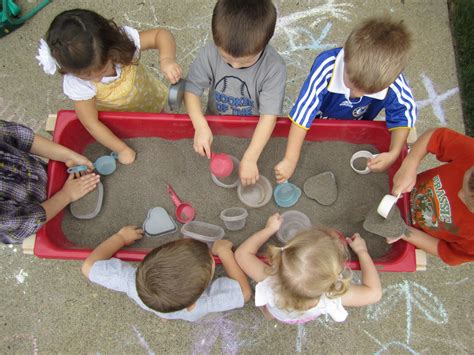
160;58;182;84
65;153;94;172
118;146;136;165
239;157;259;186
61;173;100;202
274;158;296;183
347;233;369;255
266;213;283;233
367;152;397;172
116;225;144;246
212;239;233;256
194;125;213;158
392;161;417;196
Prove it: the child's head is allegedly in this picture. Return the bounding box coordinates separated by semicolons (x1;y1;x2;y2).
136;239;214;313
459;166;474;213
212;0;276;68
343;16;412;94
267;229;351;312
45;9;136;80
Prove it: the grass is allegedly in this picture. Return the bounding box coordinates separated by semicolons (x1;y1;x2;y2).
448;0;474;137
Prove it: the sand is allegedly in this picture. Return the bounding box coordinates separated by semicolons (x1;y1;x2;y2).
353;157;368;171
303;171;338;205
61;137;393;258
363;205;408;239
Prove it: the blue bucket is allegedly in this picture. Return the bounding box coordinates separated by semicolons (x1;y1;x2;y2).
273;181;301;208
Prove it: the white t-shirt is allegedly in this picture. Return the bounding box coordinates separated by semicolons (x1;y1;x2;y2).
62;26;141;101
255;277;348;324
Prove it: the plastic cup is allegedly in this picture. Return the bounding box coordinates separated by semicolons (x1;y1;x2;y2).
67;152;118;176
211;155;240;188
237;175;273;208
273;181;301;208
181;221;225;247
350;150;379;175
168;79;185;111
210;152;234;178
220;207;248;231
276;210;312;243
377;193;401;218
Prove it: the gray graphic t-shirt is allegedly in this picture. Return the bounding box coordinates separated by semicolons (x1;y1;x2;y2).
185;42;287;116
89;258;245;322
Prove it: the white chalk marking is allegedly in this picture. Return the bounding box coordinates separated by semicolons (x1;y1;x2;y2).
15;269;28;284
131;325;155;355
295;324;306;353
415;73;459;126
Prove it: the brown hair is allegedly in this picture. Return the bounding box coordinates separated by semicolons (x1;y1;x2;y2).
344;16;412;94
212;0;277;57
136;239;213;313
469;169;474;193
266;228;351;312
46;9;137;75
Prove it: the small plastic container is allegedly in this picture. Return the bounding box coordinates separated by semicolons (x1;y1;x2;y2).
70;181;104;219
276;210;312;243
168;79;185;111
143;207;177;237
350;150;378;175
237;175;273;208
273;181;301;208
220;207;248;231
211;155;240;188
181;220;225;247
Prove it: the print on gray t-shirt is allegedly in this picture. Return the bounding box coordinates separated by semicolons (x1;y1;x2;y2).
185;42;287;116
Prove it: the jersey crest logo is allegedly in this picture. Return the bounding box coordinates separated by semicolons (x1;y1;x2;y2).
352;105;369;118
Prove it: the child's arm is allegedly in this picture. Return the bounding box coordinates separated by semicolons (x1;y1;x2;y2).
399;226;439;256
240;114;277;186
235;213;283;282
41;173;100;223
392;128;435;195
341;234;382;307
184;91;213;158
81;226;144;277
30;133;94;169
74;99;136;164
139;29;182;84
274;123;307;183
212;240;252;302
368;128;410;173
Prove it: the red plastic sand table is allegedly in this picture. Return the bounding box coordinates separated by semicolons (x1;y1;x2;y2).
35;110;416;272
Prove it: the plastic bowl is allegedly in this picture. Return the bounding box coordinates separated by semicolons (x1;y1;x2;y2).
350;150;378;175
220;207;248;231
276;210;312;243
273;181;301;208
211;155;240;188
237;175;273;208
181;220;225;247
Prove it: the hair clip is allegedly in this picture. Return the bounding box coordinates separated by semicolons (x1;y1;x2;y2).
280;246;286;252
36;39;59;75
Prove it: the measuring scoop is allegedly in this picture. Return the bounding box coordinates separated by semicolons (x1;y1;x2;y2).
210;152;234;178
166;183;196;223
67;152;118;176
377;192;401;218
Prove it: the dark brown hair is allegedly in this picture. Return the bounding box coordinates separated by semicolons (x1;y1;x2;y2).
45;9;137;75
212;0;277;57
136;239;213;313
344;16;412;93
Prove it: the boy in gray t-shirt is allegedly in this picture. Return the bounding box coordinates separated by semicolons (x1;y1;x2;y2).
82;226;251;322
185;0;286;186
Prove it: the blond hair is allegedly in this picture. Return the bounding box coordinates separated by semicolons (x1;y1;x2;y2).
344;16;412;94
266;229;351;312
136;239;213;313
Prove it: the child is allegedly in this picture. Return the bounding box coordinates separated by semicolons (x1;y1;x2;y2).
36;9;182;165
0;120;100;244
275;16;416;183
235;214;381;324
184;0;287;186
391;128;474;265
82;226;252;322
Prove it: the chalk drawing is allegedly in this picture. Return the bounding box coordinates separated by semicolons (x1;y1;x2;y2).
295;323;306;353
363;330;419;355
15;269;28;284
445;277;470;286
415;73;459;126
363;280;448;353
131;325;155;355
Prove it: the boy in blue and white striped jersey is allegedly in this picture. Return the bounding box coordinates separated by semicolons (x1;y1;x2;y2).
275;17;416;183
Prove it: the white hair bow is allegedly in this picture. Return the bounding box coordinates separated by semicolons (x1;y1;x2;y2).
36;39;59;75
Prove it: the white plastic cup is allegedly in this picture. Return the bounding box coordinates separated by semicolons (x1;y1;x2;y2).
377;193;401;218
220;207;248;231
350;150;379;174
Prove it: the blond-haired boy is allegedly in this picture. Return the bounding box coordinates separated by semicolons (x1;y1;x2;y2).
275;17;416;182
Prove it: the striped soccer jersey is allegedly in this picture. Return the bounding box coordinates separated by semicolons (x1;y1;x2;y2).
289;48;417;130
